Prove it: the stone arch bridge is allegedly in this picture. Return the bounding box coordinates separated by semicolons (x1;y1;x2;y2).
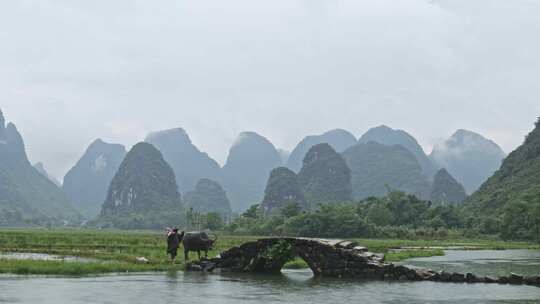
187;237;540;286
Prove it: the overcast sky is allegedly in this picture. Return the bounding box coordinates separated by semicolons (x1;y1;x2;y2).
1;0;539;180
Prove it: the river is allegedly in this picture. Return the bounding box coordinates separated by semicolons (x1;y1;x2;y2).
1;250;539;303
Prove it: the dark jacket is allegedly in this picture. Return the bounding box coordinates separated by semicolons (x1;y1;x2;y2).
167;231;184;254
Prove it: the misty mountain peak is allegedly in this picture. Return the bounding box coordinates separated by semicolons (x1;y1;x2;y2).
342;141;431;200
233;131;273;148
298;143;352;206
0;111;80;224
359;125;437;178
287;128;357;172
145;127;221;193
145;128;192;146
430;129;506;193
99;142;182;228
225;131;281;166
222;131;282;212
63;138;127;218
447;129;504;153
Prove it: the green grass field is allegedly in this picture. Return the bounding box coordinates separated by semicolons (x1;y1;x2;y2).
0;229;538;275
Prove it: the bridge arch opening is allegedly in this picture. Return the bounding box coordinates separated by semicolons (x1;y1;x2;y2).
249;240;320;275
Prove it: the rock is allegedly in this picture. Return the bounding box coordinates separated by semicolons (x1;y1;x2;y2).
200;260;217;272
403;269;418;280
449;272;466;282
465;273;477;283
186;263;203;272
484;276;497;283
416;269;436;280
498;276;509;284
438;271;452;282
509;273;524;284
524;275;540;286
352;246;368;252
135;257;149;263
336;241;357;249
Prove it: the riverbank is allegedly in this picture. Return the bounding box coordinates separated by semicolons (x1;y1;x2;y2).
0;229;538;275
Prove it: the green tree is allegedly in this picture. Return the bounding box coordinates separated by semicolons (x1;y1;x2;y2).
206;212;225;230
280;202;301;218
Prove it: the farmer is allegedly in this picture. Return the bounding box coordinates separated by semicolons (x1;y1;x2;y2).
166;227;184;264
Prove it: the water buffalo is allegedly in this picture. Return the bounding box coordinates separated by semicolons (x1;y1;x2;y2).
182;231;218;261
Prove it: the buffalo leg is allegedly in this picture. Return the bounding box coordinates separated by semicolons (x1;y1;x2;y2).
185;249;189;261
197;250;201;260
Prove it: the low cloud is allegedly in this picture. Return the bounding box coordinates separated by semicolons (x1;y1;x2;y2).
1;0;539;179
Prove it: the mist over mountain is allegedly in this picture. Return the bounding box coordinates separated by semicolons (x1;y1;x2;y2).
430;129;506;193
0;110;80;225
184;178;231;217
261;167;308;215
298;143;352;206
342;141;431;200
63;139;126;218
145;128;222;194
277;149;290;165
222;132;282;212
33;162;61;188
359;125;437;178
287;129;357;172
98;142;183;229
430;168;468;204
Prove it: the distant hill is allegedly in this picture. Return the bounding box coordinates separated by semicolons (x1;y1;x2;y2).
287;129;357;172
430;168;467;204
63;139;126;218
430;129;506;193
261;167;308;215
98;142;183;229
184;178;231;217
359;125;437;178
33;162;61;188
298;143;352;206
0;109;80;225
145;128;221;194
222;132;282;212
464;119;540;240
342;142;431;200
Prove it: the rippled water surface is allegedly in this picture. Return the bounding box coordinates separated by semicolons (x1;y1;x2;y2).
1;250;540;304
